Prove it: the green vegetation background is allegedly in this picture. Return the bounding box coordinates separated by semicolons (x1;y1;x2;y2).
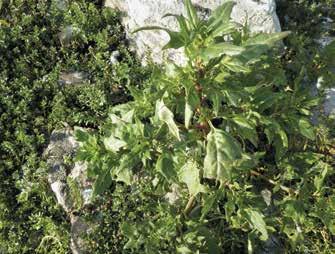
0;0;334;253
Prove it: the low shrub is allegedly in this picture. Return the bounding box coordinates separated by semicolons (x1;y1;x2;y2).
0;1;149;252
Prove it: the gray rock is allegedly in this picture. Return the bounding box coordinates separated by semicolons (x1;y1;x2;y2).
44;128;93;253
109;50;121;65
55;0;68;10
315;17;335;117
59;25;79;46
70;216;91;254
59;71;89;85
324;86;335;116
105;0;281;65
164;183;182;205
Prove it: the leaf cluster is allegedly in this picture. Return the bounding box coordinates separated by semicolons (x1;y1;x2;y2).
77;1;335;253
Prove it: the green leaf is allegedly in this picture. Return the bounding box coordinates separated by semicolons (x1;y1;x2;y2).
244;209;268;241
262;118;288;160
232;116;258;146
179;161;207;196
163;31;185;49
210;22;236;38
201;191;221;220
243;31;291;46
103;135;127;152
207;1;235;32
247;231;257;254
0;19;9;27
132;26;184;49
310;198;335;235
238;44;270;63
313;162;330;192
185;87;200;129
114;155;135;185
163;13;190;40
210;92;223;116
74;127;90;142
156;153;177;182
121;222;139;249
185;0;199;28
156;100;181;141
323;40;335;65
221;56;250;73
204;126;242;182
200;43;244;61
298;118;315;140
177;246;193;254
115;166;133;185
93;169;112;196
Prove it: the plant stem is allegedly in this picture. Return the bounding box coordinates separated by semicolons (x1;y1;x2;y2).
183;195;196;216
250;170;297;195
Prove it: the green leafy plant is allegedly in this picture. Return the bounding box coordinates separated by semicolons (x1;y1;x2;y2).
76;0;335;252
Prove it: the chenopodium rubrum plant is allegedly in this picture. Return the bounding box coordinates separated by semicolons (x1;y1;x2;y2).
76;0;335;252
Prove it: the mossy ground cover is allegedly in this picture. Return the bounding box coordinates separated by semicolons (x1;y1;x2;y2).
0;1;149;252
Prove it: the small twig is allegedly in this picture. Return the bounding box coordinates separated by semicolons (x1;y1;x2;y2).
250;170;297;195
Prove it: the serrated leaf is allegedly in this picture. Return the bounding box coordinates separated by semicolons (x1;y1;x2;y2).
122;109;135;123
261;189;272;206
156;100;181;141
204;126;242;182
179;161;207;196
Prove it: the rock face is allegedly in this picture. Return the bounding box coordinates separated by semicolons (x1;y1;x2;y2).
105;0;281;65
316;17;335;117
324;88;335;116
44;128;93;254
